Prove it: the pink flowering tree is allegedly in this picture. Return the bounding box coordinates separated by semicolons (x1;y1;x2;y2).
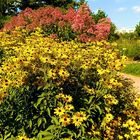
2;4;111;42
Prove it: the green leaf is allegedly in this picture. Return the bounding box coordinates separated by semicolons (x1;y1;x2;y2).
6;136;15;140
38;131;54;140
95;105;102;115
42;117;47;124
3;132;11;140
29;120;32;128
43;135;53;140
46;125;56;131
51;116;59;125
33;115;38;119
15;114;22;121
38;118;42;127
38;92;47;98
38;86;43;90
37;133;42;140
34;97;44;108
89;118;94;123
81;126;85;134
47;107;51;116
88;96;94;104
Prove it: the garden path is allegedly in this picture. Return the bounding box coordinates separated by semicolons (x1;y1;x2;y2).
124;74;140;94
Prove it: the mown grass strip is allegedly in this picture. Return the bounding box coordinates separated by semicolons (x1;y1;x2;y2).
122;62;140;76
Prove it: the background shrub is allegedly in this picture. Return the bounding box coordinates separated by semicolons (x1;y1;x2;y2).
1;4;111;42
117;38;140;60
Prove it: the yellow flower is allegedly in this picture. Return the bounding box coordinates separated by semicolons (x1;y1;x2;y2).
72;112;87;127
72;117;82;127
58;68;69;78
64;104;74;111
64;95;73;103
124;134;129;139
105;113;114;122
133;97;140;109
138;136;140;140
59;114;71;126
118;135;123;140
97;69;105;75
47;69;56;78
54;107;65;116
83;85;95;95
16;136;30;140
101;113;114;127
94;131;100;136
104;94;118;105
56;93;65;99
63;137;73;140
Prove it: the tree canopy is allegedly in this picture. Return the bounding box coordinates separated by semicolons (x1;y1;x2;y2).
0;0;85;16
0;0;85;28
135;22;140;37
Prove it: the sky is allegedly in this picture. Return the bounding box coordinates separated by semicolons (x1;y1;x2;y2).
87;0;140;30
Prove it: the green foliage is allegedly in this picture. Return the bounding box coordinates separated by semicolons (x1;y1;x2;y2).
122;62;140;76
20;0;79;10
119;32;138;40
108;23;119;42
92;9;107;24
0;0;19;29
0;15;11;29
135;22;140;37
92;10;118;41
0;0;20;16
117;38;140;60
0;84;59;138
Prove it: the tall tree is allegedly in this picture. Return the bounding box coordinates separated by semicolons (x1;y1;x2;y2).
20;0;84;10
108;22;119;41
92;9;119;41
92;9;107;23
135;22;140;37
0;0;84;28
0;0;20;28
0;0;20;16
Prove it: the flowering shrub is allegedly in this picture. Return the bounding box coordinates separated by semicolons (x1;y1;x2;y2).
0;28;139;139
1;4;111;42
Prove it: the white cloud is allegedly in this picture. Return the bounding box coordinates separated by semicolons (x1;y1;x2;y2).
132;6;140;13
117;7;127;12
117;27;134;33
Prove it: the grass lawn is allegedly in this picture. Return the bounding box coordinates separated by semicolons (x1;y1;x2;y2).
116;39;140;60
122;62;140;76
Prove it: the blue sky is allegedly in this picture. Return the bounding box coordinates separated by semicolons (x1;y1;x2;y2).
87;0;140;30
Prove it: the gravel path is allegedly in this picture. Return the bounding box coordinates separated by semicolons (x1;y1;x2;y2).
124;74;140;94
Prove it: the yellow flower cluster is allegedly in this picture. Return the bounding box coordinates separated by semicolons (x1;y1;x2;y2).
133;97;140;110
16;135;32;140
107;78;123;89
104;94;118;105
72;111;87;127
54;106;87;127
56;93;73;103
54;93;87;127
101;113;114;128
122;119;140;139
83;85;95;95
0;28;126;103
63;137;73;140
88;124;101;137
